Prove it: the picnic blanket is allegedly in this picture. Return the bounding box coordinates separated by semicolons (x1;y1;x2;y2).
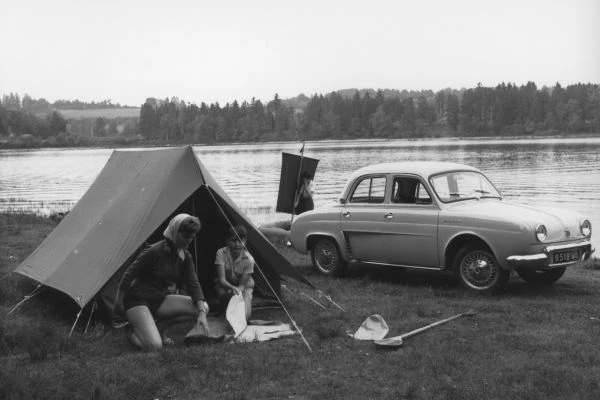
185;293;296;343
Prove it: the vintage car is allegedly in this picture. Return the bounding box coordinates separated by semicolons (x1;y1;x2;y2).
289;161;594;293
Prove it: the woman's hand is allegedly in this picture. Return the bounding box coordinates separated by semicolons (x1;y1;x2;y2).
194;300;210;334
196;310;210;335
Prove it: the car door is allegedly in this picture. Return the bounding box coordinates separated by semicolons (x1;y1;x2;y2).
340;174;390;262
376;176;440;268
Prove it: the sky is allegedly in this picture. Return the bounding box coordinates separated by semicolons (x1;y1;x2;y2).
1;0;599;107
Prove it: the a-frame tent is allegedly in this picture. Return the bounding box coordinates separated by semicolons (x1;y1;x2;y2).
14;146;313;320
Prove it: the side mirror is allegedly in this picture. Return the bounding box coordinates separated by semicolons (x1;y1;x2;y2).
339;198;346;204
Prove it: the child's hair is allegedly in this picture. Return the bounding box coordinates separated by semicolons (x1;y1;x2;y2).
179;216;202;235
226;225;247;241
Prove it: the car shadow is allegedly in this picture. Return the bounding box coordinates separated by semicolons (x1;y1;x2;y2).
337;264;595;298
344;262;459;291
502;274;594;298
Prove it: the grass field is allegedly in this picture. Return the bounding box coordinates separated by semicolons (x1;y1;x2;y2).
1;214;599;400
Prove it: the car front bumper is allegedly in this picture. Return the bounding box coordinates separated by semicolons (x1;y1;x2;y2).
506;240;595;269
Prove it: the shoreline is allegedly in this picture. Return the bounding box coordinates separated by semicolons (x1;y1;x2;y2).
1;132;599;152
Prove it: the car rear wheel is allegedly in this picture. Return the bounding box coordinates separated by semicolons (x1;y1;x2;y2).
454;246;509;294
516;267;566;285
311;237;347;275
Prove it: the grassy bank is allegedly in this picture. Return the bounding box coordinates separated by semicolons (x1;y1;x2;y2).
1;213;600;400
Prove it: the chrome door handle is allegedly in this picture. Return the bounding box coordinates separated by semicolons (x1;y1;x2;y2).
343;212;351;218
384;212;394;219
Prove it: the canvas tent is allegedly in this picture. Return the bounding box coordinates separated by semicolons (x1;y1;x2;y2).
15;146;313;321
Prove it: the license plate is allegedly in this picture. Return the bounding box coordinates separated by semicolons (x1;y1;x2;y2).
552;249;580;264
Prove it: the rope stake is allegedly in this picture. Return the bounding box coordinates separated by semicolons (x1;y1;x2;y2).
69;308;83;338
300;292;327;309
7;284;42;316
84;301;98;334
317;290;345;312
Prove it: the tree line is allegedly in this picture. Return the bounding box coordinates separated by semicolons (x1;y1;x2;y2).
133;82;600;143
1;82;599;148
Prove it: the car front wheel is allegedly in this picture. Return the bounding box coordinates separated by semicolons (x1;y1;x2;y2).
454;246;509;294
516;267;566;285
311;237;347;275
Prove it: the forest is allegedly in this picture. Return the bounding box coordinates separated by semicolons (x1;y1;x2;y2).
1;81;599;148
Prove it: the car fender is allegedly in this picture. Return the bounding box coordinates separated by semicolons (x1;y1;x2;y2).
439;204;546;270
440;228;514;271
305;231;349;261
290;211;343;254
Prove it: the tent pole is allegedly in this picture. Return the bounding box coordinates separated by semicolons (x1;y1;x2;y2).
290;142;305;225
193;194;199;275
205;185;313;352
7;284;42;316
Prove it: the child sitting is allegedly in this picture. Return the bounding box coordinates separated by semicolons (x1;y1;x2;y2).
214;225;255;320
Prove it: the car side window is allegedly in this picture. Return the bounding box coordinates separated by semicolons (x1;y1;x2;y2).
415;182;432;204
392;177;432;205
349;176;386;204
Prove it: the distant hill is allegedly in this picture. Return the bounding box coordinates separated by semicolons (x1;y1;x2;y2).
281;93;310;110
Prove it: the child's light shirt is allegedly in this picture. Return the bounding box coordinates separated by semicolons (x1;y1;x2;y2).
215;246;255;286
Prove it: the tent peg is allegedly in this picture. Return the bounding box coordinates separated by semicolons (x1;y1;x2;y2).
6;284;42;316
317;290;345;312
69;308;83;338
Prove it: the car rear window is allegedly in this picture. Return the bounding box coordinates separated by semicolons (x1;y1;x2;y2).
349;176;386;203
392;177;432;205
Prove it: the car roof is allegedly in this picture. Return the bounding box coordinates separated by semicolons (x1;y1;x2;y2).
349;161;481;179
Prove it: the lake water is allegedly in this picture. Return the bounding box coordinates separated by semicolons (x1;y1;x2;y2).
1;137;599;251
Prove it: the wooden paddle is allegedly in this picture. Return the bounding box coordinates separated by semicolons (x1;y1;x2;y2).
373;309;476;348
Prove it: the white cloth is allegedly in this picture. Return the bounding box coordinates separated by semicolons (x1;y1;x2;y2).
225;295;297;342
236;323;296;343
226;293;247;336
349;314;389;340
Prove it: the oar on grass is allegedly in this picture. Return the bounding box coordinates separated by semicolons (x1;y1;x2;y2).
373;309;476;348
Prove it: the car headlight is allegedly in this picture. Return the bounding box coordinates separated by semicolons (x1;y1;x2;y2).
535;224;547;242
581;220;592;237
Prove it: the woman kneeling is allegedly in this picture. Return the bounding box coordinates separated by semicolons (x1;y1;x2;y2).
114;214;209;351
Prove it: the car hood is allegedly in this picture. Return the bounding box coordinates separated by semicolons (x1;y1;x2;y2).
441;200;588;241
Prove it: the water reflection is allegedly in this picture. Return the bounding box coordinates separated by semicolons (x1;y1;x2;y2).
1;138;599;251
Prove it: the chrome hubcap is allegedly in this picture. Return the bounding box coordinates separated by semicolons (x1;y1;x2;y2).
315;241;337;272
461;251;497;289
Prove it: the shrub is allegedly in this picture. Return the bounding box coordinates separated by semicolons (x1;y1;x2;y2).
582;257;600;270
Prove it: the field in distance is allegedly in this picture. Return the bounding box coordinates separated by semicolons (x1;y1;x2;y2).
51;108;140;119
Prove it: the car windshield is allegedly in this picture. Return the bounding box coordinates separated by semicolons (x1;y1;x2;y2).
430;171;501;203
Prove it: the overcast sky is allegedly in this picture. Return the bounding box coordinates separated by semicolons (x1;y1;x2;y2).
1;0;598;107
